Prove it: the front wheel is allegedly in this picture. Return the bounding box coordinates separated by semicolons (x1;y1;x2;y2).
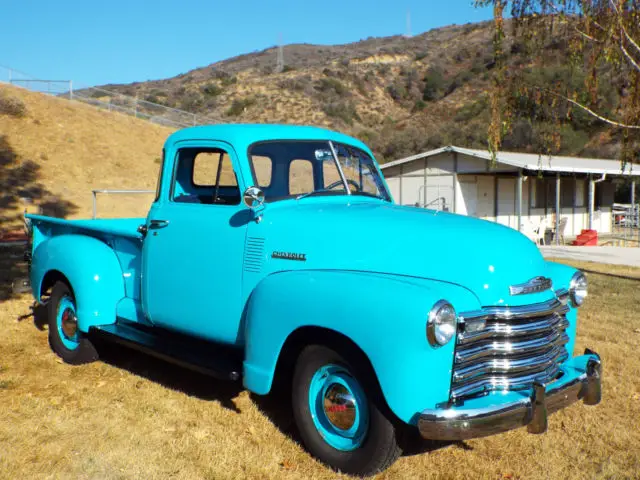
47;281;98;365
292;345;401;476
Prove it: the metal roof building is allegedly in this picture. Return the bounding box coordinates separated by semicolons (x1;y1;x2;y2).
380;146;639;243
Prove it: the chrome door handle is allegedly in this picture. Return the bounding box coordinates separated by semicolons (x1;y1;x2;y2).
149;219;169;228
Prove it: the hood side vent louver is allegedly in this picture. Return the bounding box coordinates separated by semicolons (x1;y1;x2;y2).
243;237;265;273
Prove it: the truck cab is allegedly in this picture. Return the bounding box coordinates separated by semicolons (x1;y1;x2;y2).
26;125;601;476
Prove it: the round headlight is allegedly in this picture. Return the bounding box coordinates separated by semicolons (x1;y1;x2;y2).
427;300;457;347
570;271;588;307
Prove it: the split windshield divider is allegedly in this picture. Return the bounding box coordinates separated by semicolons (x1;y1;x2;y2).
328;141;351;195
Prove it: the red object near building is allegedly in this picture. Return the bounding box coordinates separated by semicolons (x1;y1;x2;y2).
572;229;598;246
0;230;28;245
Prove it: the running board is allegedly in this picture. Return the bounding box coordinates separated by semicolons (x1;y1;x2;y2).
90;323;242;382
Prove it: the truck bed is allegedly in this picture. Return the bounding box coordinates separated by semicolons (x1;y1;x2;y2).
27;214;146;323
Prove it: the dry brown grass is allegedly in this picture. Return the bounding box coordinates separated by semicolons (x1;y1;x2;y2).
0;83;173;228
1;254;639;479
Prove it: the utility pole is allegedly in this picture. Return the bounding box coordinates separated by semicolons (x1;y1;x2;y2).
404;10;412;38
276;33;285;73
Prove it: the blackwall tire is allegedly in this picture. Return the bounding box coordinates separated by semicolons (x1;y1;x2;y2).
47;281;98;365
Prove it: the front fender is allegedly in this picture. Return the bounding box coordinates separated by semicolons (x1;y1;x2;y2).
242;270;480;424
31;234;125;332
546;260;580;355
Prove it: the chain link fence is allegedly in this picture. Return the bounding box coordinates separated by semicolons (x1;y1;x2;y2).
612;203;640;246
0;65;221;128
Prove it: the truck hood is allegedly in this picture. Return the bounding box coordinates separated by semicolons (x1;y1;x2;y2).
256;199;551;307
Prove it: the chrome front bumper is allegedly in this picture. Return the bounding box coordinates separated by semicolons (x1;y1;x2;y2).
418;350;602;441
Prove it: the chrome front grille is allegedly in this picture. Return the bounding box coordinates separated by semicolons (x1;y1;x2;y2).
452;293;570;400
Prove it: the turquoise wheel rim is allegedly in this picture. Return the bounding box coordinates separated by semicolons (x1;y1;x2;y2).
56;295;79;350
308;363;369;451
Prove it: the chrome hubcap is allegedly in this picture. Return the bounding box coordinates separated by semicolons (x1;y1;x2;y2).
61;308;77;338
323;383;357;430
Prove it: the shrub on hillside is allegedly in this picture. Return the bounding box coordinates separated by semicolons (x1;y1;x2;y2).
180;92;204;111
278;75;313;94
386;83;407;102
226;98;256;117
413;100;427;112
322;101;359;125
454;97;488;122
445;70;473;96
422;67;445;101
220;76;237;87
315;78;348;96
0;93;27;118
201;84;223;97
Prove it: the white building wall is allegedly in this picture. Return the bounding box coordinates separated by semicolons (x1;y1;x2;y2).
573;208;587;235
426;153;454;174
457;155;488;173
426;175;454;211
477;176;495;220
496;177;517;229
386;177;400;203
594;208;612;234
456;175;475;216
456;174;496;219
401;175;424;206
381;151;619;241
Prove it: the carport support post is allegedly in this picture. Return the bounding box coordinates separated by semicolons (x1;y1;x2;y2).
516;170;523;232
588;174;594;230
555;173;561;245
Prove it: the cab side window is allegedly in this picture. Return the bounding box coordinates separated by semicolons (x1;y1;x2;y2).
172;148;240;205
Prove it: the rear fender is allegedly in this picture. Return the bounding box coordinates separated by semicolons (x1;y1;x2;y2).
30;234;125;332
242;269;480;424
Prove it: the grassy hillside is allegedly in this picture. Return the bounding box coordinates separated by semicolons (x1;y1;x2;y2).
0;84;173;232
97;20;626;163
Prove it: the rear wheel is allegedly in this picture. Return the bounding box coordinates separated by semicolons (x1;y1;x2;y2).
291;345;401;476
47;281;98;364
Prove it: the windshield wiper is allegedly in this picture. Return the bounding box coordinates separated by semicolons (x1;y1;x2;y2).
296;189;336;200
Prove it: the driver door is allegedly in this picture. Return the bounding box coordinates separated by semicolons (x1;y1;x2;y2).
141;140;248;344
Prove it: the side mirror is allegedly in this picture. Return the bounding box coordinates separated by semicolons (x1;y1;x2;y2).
243;186;265;209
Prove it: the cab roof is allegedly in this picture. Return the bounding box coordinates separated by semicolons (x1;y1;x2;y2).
164;124;371;154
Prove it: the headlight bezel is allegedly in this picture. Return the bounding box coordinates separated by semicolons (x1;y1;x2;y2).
427;300;457;347
569;271;588;307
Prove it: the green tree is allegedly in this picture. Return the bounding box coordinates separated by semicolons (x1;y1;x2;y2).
477;0;640;165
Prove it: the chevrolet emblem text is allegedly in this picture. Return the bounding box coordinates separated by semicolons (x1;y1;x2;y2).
271;251;307;261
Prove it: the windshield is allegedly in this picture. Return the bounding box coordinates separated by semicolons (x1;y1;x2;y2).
248;140;390;203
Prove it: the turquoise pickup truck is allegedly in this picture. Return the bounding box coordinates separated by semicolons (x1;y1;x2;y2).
25;125;601;475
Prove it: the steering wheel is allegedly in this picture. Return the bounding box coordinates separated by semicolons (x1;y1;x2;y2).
325;179;360;192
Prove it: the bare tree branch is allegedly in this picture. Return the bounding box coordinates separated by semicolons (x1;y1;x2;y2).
539;88;640;129
621;23;640;56
575;27;603;43
620;36;640;72
609;0;640;54
547;1;603;43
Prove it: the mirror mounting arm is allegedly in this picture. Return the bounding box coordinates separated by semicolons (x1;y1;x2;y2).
243;186;265;223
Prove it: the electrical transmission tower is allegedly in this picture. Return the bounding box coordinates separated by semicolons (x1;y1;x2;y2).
276;33;284;73
404;10;412;38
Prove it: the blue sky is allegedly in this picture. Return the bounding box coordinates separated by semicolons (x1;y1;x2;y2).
1;0;492;87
